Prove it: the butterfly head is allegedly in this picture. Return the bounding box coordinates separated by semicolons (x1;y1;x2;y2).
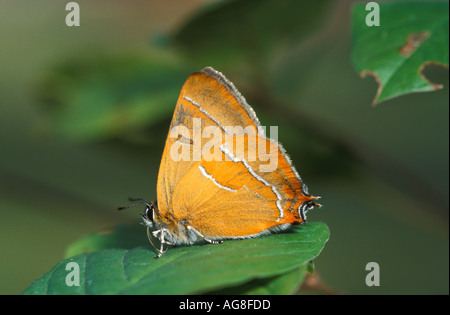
142;201;158;228
117;198;158;228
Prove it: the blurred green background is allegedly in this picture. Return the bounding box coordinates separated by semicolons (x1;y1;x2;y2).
0;0;448;294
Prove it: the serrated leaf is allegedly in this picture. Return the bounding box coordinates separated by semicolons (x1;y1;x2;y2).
351;1;449;105
23;222;329;295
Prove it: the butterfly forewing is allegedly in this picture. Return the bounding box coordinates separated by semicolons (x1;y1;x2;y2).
157;68;262;217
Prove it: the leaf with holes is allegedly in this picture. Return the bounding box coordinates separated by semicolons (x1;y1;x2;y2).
352;1;449;105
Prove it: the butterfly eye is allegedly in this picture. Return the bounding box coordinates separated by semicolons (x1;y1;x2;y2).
144;201;159;223
144;204;153;221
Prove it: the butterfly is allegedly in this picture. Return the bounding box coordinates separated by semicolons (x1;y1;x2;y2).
119;67;320;258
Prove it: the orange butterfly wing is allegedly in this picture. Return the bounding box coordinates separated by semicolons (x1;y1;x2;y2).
171;134;317;239
156;68;260;219
156;67;317;241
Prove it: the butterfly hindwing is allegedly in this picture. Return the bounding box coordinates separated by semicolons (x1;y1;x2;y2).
170;134;315;239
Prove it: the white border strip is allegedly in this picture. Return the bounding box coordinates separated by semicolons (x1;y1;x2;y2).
219;144;284;219
198;165;236;192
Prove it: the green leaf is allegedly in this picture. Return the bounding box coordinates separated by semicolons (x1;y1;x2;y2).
173;0;331;69
23;221;329;295
351;1;449;105
64;224;150;259
208;265;309;295
39;54;190;142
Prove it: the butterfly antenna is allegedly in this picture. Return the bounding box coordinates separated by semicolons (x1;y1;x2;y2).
127;197;151;203
116;197;150;211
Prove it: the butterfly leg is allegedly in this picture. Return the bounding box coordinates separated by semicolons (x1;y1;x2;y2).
187;226;223;245
151;228;173;258
152;229;174;245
